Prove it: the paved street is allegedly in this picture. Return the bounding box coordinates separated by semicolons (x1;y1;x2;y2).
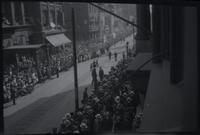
4;34;134;134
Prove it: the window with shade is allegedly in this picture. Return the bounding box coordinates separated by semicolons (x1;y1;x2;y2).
2;2;12;26
14;2;23;25
42;10;49;27
57;10;63;26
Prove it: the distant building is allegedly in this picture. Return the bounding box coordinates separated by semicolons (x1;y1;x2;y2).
63;3;89;42
88;4;101;41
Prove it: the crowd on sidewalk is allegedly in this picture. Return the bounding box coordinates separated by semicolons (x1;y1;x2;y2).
3;57;39;104
3;51;74;105
56;57;143;134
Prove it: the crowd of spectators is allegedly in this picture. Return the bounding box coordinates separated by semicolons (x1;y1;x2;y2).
56;58;143;134
17;55;36;69
3;59;39;104
3;46;89;104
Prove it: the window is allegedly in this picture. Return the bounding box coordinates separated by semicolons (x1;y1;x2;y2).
57;11;63;26
50;10;55;24
42;10;48;27
14;2;23;25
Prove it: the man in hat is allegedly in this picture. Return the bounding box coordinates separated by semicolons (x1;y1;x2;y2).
82;87;88;104
96;59;99;67
126;42;129;58
94;114;102;132
108;51;112;60
56;60;60;78
90;62;93;72
10;78;17;105
80;122;89;133
99;67;104;81
91;68;98;91
102;111;112;131
123;52;125;60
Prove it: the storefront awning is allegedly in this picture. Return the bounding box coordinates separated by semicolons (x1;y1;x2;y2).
46;33;71;47
4;44;44;50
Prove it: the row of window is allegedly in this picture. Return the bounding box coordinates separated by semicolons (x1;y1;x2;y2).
41;3;64;28
2;2;26;26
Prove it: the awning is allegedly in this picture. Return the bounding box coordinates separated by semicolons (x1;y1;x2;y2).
4;44;44;50
46;33;71;47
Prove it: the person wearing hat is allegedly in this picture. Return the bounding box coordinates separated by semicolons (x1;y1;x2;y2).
82;87;88;105
60;118;72;134
102;111;112;131
99;66;104;82
96;59;99;67
90;62;93;72
114;52;118;62
123;52;125;60
94;114;102;132
80;122;88;133
10;79;16;105
91;67;98;91
108;51;112;60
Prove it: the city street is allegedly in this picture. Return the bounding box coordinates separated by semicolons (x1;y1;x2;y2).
4;34;134;134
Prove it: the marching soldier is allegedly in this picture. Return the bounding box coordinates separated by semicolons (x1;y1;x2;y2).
122;52;125;60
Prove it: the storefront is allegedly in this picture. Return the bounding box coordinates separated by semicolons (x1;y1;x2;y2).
3;44;44;73
45;33;72;71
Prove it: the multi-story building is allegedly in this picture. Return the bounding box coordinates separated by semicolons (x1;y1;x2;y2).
2;2;71;67
2;1;41;67
63;2;89;42
88;4;101;41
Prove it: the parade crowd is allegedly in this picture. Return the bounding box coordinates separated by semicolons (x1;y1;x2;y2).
3;51;74;105
56;57;143;134
3;48;98;105
3;56;39;105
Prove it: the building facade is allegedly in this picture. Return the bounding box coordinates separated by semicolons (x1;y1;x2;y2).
88;4;101;41
128;4;199;132
2;1;71;69
63;2;89;42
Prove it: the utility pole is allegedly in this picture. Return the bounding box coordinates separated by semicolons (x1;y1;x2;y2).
72;8;79;111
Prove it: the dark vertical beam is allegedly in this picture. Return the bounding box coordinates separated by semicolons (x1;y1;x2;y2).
72;8;79;111
152;5;162;63
198;7;200;131
55;5;57;26
21;2;25;25
47;2;50;26
183;7;198;131
0;45;4;133
135;4;151;40
160;6;170;60
163;6;170;60
170;6;184;84
11;2;16;25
